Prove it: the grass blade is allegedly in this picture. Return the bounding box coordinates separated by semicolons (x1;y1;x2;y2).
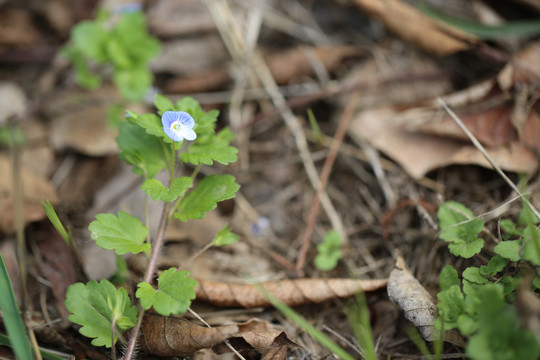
0;254;33;359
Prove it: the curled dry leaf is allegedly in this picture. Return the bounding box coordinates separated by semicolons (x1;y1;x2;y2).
212;318;299;358
387;256;465;346
195;277;388;308
140;312;239;357
353;0;474;56
140;314;299;357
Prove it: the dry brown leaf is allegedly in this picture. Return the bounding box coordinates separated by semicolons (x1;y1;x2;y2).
151;36;229;75
0;82;27;125
147;0;215;36
165;45;364;94
498;41;540;89
34;227;77;328
0;8;43;46
140;312;239;356
195;277;388;308
407;104;518;147
387;256;465;346
140;314;298;357
50;106;119;156
0;154;58;234
353;0;474;56
350;107;538;179
212;319;299;358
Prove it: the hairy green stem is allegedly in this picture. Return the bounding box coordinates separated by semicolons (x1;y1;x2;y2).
123;201;171;360
124;142;179;360
168;164;202;221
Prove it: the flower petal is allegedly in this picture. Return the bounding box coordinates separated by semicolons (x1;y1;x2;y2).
161;111;178;127
175;111;195;129
179;127;197;141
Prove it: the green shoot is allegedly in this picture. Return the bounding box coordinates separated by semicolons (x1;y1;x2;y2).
41;200;72;247
345;292;377;360
258;284;355;360
0;254;33;360
314;229;343;271
307;108;323;144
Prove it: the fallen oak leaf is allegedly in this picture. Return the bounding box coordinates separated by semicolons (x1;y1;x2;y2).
195;278;388;308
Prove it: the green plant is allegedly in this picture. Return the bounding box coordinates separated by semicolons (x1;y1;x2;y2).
436;200;540;360
314;229;343;271
63;9;160;101
61;95;239;360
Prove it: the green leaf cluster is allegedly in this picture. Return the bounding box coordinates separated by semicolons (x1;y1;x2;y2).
495;206;540;266
437;266;540;360
437;200;540;360
64;10;160;101
438;201;484;258
314;230;343;271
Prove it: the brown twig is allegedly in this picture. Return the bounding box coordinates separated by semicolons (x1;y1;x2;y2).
295;93;361;274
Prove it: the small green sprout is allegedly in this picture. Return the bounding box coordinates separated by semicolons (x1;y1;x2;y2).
314;229;343;271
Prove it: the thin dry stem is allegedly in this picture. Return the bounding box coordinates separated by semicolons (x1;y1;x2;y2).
295;93;360;273
438;97;540;220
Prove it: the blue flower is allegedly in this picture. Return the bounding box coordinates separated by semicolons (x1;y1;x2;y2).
161;111;197;142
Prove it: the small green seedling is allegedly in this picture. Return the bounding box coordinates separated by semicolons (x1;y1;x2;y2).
436;200;540;360
314;229;343;271
60;94;239;360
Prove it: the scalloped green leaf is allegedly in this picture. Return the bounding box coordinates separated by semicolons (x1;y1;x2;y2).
89;211;150;255
174;175;240;222
181;127;238;166
117;121;171;178
448;238;484;258
71;21;108;62
176;97;218;137
134;113;172;143
494;240;522;261
154;94;174;114
136;268;198;316
65;280;137;348
438;201;484;258
141;177;193;202
439;264;460;291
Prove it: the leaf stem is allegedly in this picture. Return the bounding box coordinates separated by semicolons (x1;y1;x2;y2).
169;164;202;220
124;201;171;360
